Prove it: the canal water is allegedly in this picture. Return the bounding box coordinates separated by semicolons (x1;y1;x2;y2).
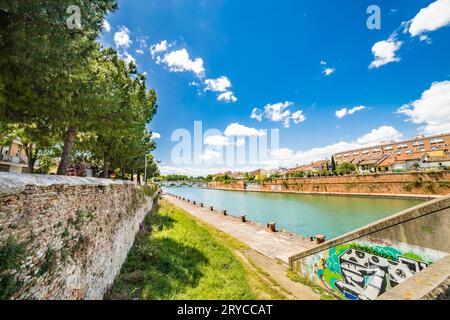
163;187;424;240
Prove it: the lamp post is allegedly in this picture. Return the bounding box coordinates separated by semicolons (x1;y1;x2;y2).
144;153;148;186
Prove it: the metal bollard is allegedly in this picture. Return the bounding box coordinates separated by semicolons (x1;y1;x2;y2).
267;222;277;232
315;234;326;244
210;206;214;211
223;210;227;216
200;203;204;207
240;215;246;223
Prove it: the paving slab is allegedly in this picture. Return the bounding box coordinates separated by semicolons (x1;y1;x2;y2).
164;194;316;263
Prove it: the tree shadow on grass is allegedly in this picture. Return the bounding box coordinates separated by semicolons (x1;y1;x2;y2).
140;237;209;300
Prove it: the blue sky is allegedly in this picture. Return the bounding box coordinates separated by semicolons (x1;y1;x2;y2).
99;0;450;175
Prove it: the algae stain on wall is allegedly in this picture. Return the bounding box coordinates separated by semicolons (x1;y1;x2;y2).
301;239;447;300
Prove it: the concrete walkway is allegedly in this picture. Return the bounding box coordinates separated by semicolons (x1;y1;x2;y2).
164;194;316;263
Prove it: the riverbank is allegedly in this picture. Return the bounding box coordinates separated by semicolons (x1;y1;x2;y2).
164;195;316;263
107;199;325;300
210;186;440;200
208;171;450;199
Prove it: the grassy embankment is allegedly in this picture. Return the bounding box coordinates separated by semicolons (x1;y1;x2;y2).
107;199;291;300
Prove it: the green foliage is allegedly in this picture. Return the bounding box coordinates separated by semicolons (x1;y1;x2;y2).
0;237;28;299
36;248;55;277
337;162;357;174
286;270;336;300
0;1;159;178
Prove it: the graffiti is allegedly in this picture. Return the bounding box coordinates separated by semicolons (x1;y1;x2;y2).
334;247;426;300
310;242;440;300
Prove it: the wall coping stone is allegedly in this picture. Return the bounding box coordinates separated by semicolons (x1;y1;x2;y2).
289;194;450;264
377;254;450;300
0;172;133;196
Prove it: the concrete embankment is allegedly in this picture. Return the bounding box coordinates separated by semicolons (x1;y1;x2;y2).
209;171;450;199
163;194;316;263
288;194;450;300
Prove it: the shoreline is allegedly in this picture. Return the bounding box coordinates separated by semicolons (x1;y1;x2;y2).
206;186;440;201
163;194;317;264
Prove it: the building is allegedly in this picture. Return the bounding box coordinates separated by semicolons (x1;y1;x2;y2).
0;138;29;173
334;133;450;166
420;151;450;170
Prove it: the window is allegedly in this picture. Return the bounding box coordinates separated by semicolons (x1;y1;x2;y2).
430;138;444;144
413;141;424;147
384;146;393;151
15;146;22;157
2;147;9;156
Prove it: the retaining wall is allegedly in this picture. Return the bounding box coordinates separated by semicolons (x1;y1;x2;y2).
210;172;450;197
289;195;450;300
0;173;155;300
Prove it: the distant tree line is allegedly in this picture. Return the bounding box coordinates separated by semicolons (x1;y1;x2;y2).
0;1;159;180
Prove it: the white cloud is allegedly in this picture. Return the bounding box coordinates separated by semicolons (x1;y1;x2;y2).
161;49;205;77
270;148;295;161
335;106;366;119
217;91;238;103
250;108;263;121
356;126;403;145
224;123;266;137
102;19;111;33
291;110;306;124
204;76;238;103
204;135;230;146
408;0;450;37
136;49;144;55
264;125;403;167
152;132;161;139
150;40;172;58
369;35;402;69
397;80;450;134
264;102;293;127
323;67;336;76
204;76;232;92
114;26;132;49
320;60;327;65
159;125;405;175
251;102;306;128
199;150;221;161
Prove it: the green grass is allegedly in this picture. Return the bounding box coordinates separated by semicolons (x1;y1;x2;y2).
107;200;257;300
286;270;337;300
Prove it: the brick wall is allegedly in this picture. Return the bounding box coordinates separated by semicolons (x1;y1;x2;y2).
209;172;450;196
0;173;156;300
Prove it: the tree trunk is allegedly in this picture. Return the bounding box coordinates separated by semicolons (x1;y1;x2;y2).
25;144;36;174
103;152;110;179
137;171;141;185
57;125;77;175
121;167;125;180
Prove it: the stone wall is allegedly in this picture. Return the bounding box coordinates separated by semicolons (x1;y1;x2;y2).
289;195;450;300
210;172;450;197
0;173;156;300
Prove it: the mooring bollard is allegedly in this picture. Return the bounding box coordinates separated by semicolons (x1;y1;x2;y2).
240;215;246;223
315;234;326;244
193;201;196;205
210;206;214;211
267;222;277;232
200;203;204;207
223;210;227;216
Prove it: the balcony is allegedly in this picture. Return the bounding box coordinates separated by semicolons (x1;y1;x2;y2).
0;154;27;165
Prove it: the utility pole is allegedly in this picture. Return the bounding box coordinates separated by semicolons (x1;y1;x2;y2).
144;153;148;186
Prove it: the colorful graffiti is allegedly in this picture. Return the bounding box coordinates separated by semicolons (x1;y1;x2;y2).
309;242;439;300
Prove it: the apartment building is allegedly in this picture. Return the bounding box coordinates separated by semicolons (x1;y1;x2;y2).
334;133;450;165
0;138;29;173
